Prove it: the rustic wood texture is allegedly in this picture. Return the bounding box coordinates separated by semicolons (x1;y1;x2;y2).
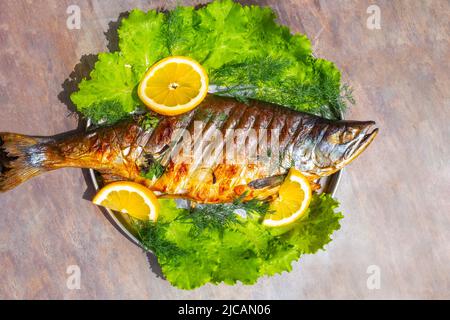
0;0;449;299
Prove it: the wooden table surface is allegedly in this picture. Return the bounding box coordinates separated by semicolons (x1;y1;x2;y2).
0;0;448;299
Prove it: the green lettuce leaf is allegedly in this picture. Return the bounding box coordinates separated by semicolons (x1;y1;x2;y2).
70;0;351;123
118;10;168;75
137;193;343;290
70;52;141;124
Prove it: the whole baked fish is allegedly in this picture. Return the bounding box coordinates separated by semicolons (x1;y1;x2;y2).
0;95;378;203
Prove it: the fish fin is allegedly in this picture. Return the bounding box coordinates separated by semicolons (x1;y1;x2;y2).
0;133;47;192
248;174;287;189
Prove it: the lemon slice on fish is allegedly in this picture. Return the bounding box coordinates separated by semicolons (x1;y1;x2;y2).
138;56;209;116
93;181;159;221
263;168;312;227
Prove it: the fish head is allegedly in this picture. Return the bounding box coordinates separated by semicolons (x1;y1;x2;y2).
293;120;378;177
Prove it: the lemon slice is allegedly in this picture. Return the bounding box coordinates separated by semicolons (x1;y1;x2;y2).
92;181;159;221
138;56;209;116
263;168;312;227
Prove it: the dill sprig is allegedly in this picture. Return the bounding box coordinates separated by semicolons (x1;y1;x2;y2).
139;113;159;131
140;156;165;180
83;100;131;125
210;57;353;120
163;6;196;55
134;220;185;259
180;194;271;237
140;145;166;181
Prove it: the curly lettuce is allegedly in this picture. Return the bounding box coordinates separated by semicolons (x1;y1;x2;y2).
71;0;351;123
136;194;343;290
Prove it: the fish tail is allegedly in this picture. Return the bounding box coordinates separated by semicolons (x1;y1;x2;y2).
0;132;49;192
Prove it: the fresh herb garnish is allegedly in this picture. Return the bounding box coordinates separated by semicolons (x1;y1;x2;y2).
140;155;165;180
211;56;353;119
197;108;214;122
83;100;131;125
134;220;184;259
139;113;159;131
180;193;271;236
216;112;228;122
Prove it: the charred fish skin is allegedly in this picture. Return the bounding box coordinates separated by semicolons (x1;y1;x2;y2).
0;95;377;203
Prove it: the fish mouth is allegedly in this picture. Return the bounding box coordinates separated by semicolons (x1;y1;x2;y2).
343;121;378;164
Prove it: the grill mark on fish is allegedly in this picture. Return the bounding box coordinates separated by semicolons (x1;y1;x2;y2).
291;118;317;174
220;100;248;162
160;108;199;168
235;105;260;162
199;103;236;170
208;102;250;199
188;115;216;185
279;114;304;170
154;109;199;191
203;102;252;199
174;101;236;195
252;104;276;179
265;105;287;175
311;124;329;170
227;105;258;189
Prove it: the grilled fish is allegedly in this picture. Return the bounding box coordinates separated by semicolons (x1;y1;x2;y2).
0;95;378;203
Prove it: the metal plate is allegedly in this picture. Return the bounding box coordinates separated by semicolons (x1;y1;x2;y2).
87;124;343;250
